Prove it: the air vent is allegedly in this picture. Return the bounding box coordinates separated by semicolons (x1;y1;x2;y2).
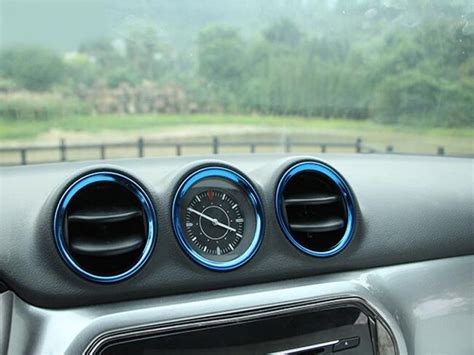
54;172;156;283
276;162;355;257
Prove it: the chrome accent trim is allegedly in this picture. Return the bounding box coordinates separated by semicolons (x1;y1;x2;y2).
269;339;339;354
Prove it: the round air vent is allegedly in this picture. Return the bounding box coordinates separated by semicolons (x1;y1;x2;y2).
276;162;355;257
54;171;157;283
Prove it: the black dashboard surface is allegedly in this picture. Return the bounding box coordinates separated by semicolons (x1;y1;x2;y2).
0;154;472;308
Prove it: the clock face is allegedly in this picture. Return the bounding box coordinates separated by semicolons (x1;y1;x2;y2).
184;189;244;255
173;167;263;270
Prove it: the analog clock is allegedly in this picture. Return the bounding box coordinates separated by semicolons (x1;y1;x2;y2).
172;167;264;270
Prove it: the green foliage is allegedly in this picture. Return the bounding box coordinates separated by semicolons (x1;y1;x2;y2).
0;46;65;91
78;26;172;85
372;72;438;124
63;52;98;88
125;24;168;81
198;26;245;86
372;72;473;127
191;15;472;126
230;19;369;119
0;92;92;120
435;81;474;127
0;77;19;92
1;3;472;128
105;67;140;88
78;39;122;69
197;25;246;110
263;19;302;46
368;19;474;127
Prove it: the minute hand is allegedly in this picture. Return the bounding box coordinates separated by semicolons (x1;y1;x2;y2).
187;207;236;232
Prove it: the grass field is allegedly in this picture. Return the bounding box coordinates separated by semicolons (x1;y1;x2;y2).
0;114;472;165
1;113;473;140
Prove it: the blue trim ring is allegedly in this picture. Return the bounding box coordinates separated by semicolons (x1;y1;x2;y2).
275;162;356;257
53;171;157;283
172;167;264;271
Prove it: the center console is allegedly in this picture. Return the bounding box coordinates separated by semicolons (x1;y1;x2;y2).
88;298;397;355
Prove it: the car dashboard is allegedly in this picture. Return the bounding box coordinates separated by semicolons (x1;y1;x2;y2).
0;153;473;354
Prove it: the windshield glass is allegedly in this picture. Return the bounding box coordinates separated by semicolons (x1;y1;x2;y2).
0;0;472;165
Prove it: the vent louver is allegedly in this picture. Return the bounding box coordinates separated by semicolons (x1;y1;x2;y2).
54;172;156;283
276;162;355;257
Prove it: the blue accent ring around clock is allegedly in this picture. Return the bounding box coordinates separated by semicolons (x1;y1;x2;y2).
172;166;264;271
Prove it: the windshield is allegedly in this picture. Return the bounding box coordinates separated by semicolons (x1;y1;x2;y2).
0;0;472;165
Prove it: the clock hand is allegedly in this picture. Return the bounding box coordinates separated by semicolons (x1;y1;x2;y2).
214;219;237;233
187;207;236;232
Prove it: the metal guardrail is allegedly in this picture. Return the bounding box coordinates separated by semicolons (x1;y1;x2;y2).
0;136;451;166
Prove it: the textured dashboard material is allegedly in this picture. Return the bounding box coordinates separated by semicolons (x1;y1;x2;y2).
0;154;473;308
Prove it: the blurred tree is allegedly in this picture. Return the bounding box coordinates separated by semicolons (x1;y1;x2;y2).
125;24;167;81
2;0;471;127
198;26;245;87
367;16;473;127
198;25;245;109
78;39;121;69
307;36;349;62
106;67;140;88
78;26;171;86
371;71;440;124
0;46;65;91
263;19;302;46
63;52;98;88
